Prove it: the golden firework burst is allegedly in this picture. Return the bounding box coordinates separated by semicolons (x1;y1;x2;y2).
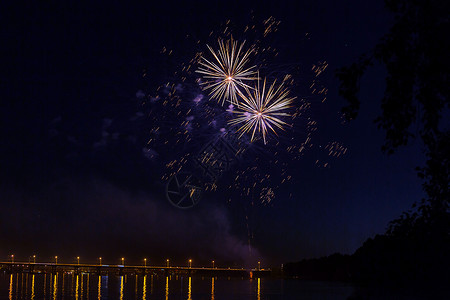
196;38;258;105
229;75;295;144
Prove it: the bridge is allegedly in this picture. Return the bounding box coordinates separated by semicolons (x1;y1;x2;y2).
0;261;270;278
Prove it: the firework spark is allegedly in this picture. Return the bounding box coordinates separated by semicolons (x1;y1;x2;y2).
229;75;295;144
196;38;258;105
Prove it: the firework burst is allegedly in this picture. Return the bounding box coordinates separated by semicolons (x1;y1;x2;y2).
229;75;295;144
196;38;258;105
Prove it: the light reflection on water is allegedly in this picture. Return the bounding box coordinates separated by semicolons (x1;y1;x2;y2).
97;274;101;300
165;276;169;300
0;272;362;299
257;277;261;300
53;274;57;300
119;275;123;300
75;274;79;299
31;274;35;300
187;276;192;300
142;275;146;300
211;277;214;300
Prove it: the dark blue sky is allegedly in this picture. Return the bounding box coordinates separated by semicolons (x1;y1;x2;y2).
0;1;426;267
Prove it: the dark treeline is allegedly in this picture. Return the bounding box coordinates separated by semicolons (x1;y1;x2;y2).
284;227;449;287
284;253;351;282
286;0;449;289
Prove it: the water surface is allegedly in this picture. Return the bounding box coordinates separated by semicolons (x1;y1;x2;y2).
0;272;435;299
0;272;356;299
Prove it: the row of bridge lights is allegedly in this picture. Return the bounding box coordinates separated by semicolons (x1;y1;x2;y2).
8;255;229;269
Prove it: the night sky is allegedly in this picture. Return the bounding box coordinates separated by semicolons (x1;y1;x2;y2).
1;1;425;267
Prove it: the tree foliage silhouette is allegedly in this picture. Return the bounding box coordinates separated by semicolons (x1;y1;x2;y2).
336;0;449;233
335;0;449;288
285;0;449;289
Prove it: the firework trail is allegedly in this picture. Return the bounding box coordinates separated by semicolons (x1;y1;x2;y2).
139;17;350;261
143;17;346;211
